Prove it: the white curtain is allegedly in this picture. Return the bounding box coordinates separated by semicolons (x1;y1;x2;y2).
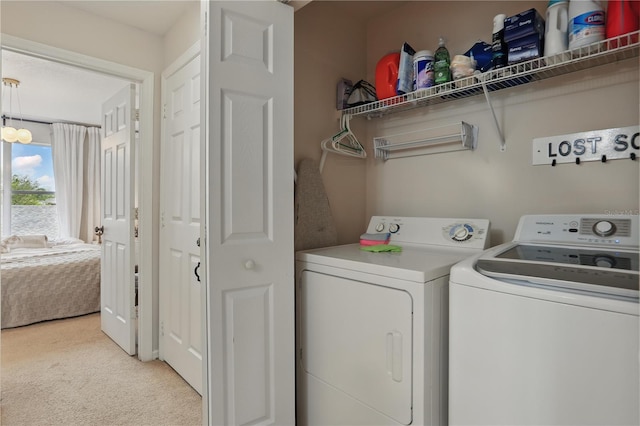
83;127;101;243
51;123;86;239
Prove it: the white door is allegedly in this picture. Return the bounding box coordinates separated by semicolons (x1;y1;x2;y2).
160;51;203;394
204;1;294;424
100;83;137;356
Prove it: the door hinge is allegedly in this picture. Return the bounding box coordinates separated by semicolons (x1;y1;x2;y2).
160;321;164;337
131;305;138;319
162;103;167;119
135;108;140;122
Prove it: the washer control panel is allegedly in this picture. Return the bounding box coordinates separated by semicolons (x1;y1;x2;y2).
444;223;477;242
367;216;491;249
515;214;639;248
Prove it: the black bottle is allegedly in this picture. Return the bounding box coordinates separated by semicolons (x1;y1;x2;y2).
491;14;508;69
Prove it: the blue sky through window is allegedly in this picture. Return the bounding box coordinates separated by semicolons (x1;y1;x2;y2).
11;144;55;191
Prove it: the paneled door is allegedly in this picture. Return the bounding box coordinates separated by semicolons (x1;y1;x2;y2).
100;83;137;355
160;48;203;394
204;1;294;424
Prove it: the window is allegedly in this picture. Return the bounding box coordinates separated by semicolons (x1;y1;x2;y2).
2;141;58;239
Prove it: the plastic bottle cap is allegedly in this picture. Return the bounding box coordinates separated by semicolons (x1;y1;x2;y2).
493;14;506;33
438;36;446;46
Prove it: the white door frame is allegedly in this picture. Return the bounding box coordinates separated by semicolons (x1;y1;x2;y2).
0;34;156;361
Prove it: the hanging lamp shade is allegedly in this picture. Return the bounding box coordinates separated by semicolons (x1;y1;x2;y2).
16;128;32;144
2;77;33;144
2;126;18;143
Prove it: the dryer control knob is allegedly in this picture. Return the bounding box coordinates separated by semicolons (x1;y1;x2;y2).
375;223;385;232
389;223;400;233
455;227;468;240
594;220;616;237
450;224;474;242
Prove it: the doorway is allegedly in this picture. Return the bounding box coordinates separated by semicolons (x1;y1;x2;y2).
1;35;156;359
0;35;207;420
0;41;150;348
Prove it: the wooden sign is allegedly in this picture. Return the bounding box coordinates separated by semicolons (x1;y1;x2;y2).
532;126;639;166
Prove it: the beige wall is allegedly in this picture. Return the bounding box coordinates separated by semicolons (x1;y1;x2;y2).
295;1;639;246
294;2;370;245
0;1;165;72
164;1;202;68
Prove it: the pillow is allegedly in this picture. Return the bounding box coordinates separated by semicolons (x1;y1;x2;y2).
3;234;49;249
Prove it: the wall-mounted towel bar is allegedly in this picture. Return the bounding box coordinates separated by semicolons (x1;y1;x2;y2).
373;121;478;161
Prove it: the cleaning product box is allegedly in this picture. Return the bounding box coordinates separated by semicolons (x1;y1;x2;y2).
504;8;545;64
504;8;545;43
396;42;416;95
508;33;544;64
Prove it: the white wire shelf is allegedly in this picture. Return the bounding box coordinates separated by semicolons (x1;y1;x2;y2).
343;31;640;119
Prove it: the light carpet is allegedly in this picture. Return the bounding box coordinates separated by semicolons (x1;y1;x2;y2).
1;313;202;426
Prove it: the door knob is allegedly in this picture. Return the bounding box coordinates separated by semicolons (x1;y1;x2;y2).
244;260;255;270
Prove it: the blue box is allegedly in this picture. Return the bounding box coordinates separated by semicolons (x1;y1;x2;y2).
508;33;544;64
504;8;545;43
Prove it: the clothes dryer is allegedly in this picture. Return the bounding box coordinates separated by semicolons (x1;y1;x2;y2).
296;216;490;426
449;214;639;425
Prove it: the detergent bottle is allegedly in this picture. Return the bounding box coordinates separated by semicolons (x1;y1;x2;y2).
545;0;569;55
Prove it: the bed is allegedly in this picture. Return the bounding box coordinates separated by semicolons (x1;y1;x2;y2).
1;235;101;329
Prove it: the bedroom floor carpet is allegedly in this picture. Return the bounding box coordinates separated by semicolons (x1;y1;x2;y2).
0;313;202;426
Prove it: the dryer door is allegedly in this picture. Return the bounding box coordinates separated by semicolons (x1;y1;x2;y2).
301;271;413;424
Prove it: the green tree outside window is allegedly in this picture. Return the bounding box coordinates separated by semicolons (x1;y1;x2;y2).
11;175;55;206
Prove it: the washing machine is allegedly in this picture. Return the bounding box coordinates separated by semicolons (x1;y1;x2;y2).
449;214;639;425
296;216;491;426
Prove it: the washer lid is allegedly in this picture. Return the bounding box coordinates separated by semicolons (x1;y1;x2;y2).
476;243;639;299
297;243;482;283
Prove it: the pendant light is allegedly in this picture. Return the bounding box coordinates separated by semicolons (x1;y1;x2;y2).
2;77;32;144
